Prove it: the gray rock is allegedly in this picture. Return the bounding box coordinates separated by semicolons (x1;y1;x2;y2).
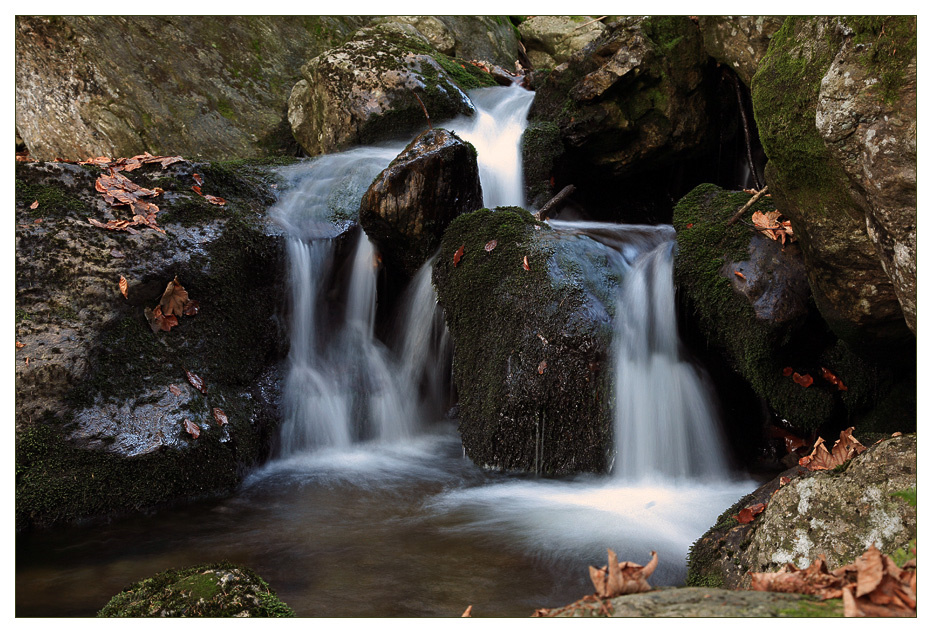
724;233;810;324
698;16;784;86
518;16;607;69
359;128;482;277
373;16;520;68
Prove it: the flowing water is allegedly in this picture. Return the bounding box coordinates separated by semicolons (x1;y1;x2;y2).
16;85;756;617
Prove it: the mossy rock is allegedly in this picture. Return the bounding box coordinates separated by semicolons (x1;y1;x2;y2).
433;207;619;474
98;562;294;617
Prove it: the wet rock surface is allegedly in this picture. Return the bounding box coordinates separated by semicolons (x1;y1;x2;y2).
697;16;784;86
687;433;915;590
359;128;483;277
373;16;520;68
517;15;607;69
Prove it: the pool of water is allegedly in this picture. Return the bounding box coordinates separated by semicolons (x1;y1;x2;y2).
16;423;755;617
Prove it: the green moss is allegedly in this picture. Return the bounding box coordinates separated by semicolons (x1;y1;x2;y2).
15;178;91;218
890;538;916;568
16;308;32;324
892;486;916;507
776;597;843;617
215;96;236;121
521;120;563;207
846;16;916;104
98;562;294;617
433;54;498;90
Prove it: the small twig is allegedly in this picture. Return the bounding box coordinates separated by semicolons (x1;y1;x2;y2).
535;184;576;221
574;16;607;30
727;185;768;225
411;90;431;131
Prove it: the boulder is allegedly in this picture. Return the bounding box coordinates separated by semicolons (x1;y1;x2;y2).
374;16;521;68
517;15;608;69
14;16;368;162
287;23;495;157
687;433;916;589
15;156;290;530
750;17;914;351
814;17;917;333
359;128;483;277
98;563;294;617
433;207;651;474
697;16;785;86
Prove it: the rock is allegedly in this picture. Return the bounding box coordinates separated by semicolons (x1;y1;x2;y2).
697;16;785;86
751;17;914;351
433;207;657;474
517;16;608;69
374;16;521;68
15;157;291;530
359;128;482;278
98;562;294;617
814;17;917;333
687;433;916;590
287;23;493;157
538;586;842;617
14;16;368;162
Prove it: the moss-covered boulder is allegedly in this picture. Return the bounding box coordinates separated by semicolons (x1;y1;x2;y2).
672;183;915;436
287;22;496;157
517;15;608;69
433;207;633;474
697;16;784;86
15;157;292;530
98;562;294;617
359;128;482;278
15;16;370;162
687;433;916;590
373;16;521;68
750;16;914;350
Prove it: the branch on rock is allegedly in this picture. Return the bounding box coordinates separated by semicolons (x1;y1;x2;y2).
727;185;768;225
574;16;607;30
535;184;576;221
411;90;432;131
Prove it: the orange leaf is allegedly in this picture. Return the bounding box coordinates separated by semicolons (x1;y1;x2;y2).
735;503;766;524
184;419;201;439
192;185;203;196
193;173;204;186
461;605;472;617
792;372;813;388
185;369;208;394
29;200;38;210
780;476;791;486
589;549;658;599
453;244;464;267
15;341;25;349
734;270;746;280
782;366;793;376
160;276;191;318
523;255;530;271
212;408;229;427
119;275;128;299
799;427;866;471
686;223;694;228
144;305;179;332
204;194;226;206
484;239;498;252
538;360;547;375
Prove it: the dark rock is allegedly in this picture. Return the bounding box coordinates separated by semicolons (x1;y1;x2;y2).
723;233;810;324
697;16;785;86
751;17;914;351
517;15;608;69
687;433;916;590
287;23;491;157
14;16;368;161
98;562;294;617
359;128;482;278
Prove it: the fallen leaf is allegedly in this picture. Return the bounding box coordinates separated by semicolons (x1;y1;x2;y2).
119;275;128;299
145;305;179;332
686;223;694;228
589;549;658;599
212;408;228;427
184;419;201;439
484;239;498;252
522;255;530;271
782;366;793;377
799;427;866;471
88;217;140;234
734;503;766;524
183;300;200;316
33;219;43;224
792;372;813;388
891;432;902;437
29;200;38;210
204;194;226;206
192;185;203;196
16;341;25;349
538;360;547;375
780;476;791;486
193;173;204;186
453;244;464;267
168;384;182;396
821;367;848;391
185;369;208;394
734;270;746;280
160;276;191;318
461;605;472;617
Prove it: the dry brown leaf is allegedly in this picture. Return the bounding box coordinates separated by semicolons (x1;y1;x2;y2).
29;200;38;210
780;476;791;486
734;503;766;524
538;360;547;375
204;194;226;206
183;300;200;316
485;239;498;252
88;217;140;235
523;255;530;271
212;408;228;427
192;185;203;196
453;244;464;267
119;275;128;299
799;427;866;471
792;372;813;388
193;173;204;186
145;305;179;333
168;384;182;396
16;341;25;349
588;549;657;599
461;605;472;617
735;270;746;280
185;369;208;394
750;555;843;597
160;276;190;318
184;419;201;439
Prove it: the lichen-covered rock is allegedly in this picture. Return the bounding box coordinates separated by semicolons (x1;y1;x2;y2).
287;23;495;157
433;207;645;474
15;16;369;162
15;157;292;530
751;16;913;351
517;15;608;69
687;433;916;590
814;17;917;333
698;16;785;86
359;128;482;277
373;16;520;68
98;562;294;617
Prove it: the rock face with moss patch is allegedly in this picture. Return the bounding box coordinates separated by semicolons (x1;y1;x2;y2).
15;16;369;161
687;433;916;590
433;207;637;474
359;128;482;277
697;16;784;86
373;16;520;68
751;17;914;350
517;16;608;69
98;562;294;617
288;23;496;157
15;157;291;530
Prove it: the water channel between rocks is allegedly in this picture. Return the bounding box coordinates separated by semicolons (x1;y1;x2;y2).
16;84;757;617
